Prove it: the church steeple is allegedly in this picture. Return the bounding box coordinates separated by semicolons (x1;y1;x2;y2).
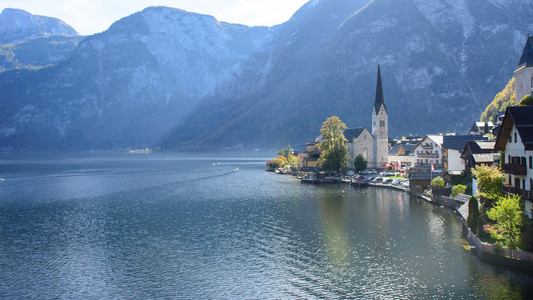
374;64;386;113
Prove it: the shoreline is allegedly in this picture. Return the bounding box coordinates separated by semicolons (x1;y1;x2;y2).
366;181;533;273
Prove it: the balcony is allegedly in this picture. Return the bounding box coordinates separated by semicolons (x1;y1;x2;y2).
502;185;533;201
501;163;527;175
421;144;433;149
417;151;439;158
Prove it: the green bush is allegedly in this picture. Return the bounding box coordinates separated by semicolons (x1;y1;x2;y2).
431;176;445;188
451;184;467;198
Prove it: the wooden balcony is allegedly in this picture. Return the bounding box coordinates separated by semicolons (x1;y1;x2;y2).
502;185;533;201
501;163;527;175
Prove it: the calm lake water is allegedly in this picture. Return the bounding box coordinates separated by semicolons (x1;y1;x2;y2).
1;153;532;298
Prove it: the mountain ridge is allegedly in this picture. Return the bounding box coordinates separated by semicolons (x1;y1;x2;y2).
0;0;532;151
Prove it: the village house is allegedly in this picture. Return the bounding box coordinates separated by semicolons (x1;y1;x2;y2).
388;143;416;169
495;106;533;218
413;135;444;167
469;122;494;135
461;140;500;179
442;135;488;175
301;140;321;168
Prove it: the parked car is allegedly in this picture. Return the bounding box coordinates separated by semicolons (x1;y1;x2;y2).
383;178;393;184
400;181;410;187
373;177;383;182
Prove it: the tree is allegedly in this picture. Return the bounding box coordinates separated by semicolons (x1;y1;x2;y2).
467;196;479;235
486;194;525;250
451;184;467;198
319;116;349;171
471;165;504;202
431;176;445;188
287;153;302;168
354;154;367;172
519;94;533;106
480;78;515;123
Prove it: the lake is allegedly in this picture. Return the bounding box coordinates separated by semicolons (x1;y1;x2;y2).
1;153;532;298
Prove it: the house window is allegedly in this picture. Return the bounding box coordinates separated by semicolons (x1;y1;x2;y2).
380;120;385;127
509;135;512;143
514;132;518;143
508;155;511;164
530;178;533;190
529;156;532;169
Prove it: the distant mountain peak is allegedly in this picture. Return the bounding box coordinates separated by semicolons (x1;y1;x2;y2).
0;8;79;45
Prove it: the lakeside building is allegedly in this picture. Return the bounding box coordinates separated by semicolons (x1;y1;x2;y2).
346;65;389;169
413;135;444;167
469;122;494;135
388;143;416;169
495;106;533;218
442;135;488;174
514;34;533;104
301;140;321;168
461;141;500;179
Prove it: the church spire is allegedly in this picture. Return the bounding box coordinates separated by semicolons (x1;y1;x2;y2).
374;64;386;113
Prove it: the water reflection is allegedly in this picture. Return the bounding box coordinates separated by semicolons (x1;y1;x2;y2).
1;154;532;298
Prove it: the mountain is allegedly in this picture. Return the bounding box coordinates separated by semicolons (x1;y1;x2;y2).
165;0;533;150
0;1;533;151
0;35;82;72
0;8;78;45
0;9;81;73
0;7;273;150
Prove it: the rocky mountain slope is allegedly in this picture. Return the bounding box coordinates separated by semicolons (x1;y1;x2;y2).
1;0;532;151
0;7;273;150
165;0;533;150
0;9;81;73
0;8;78;44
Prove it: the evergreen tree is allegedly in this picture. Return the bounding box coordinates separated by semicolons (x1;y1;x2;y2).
467;196;479;235
354;154;367;172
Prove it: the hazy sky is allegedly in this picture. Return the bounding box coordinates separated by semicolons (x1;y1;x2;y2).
1;0;310;35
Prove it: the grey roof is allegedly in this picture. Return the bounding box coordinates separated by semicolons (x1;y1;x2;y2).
389;143;415;155
477;141;495;150
495;106;533;150
517;36;533;69
472;153;498;164
344;127;368;141
443;135;488;151
374;64;386;113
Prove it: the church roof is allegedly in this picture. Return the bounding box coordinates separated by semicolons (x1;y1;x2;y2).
517;35;533;69
374;64;386;113
344;127;369;141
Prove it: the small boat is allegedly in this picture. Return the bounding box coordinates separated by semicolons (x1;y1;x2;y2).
0;178;5;182
233;168;239;172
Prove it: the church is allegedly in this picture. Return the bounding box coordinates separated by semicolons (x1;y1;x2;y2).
345;65;389;169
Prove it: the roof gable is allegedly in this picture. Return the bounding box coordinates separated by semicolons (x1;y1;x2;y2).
413;135;443;150
495;106;533;150
344;127;370;142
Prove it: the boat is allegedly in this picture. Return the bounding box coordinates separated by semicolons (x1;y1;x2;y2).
233;168;239;172
0;178;4;182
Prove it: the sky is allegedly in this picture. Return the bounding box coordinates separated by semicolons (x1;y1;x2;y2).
0;0;310;35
